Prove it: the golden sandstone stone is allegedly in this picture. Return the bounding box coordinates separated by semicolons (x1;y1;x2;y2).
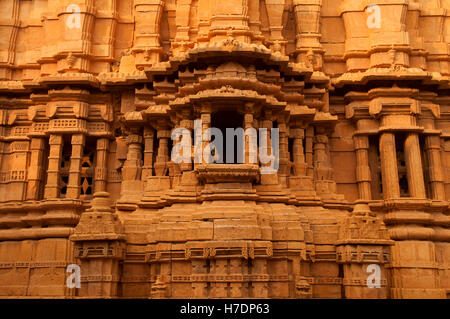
0;0;449;299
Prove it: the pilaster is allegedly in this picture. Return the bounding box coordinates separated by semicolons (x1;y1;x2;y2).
94;138;109;193
27;138;46;200
44;134;64;199
66;134;86;199
379;132;400;199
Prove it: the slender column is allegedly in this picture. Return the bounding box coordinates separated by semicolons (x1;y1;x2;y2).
243;106;254;165
169;120;182;181
278;120;289;185
313;126;341;198
354;134;372;201
44;134;64;199
305;126;314;177
291;128;306;176
425;135;445;200
94;138;109;193
122;134;143;181
260;110;273;171
179;118;193;171
313;129;331;180
404;133;426;198
154;129;170;176
379;132;400;199
200;103;211;164
142;127;155;178
27;137;46;200
66;134;86;199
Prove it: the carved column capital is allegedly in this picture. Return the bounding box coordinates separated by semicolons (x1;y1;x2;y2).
126;134;143;145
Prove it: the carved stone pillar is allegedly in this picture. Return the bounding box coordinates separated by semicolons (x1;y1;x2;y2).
66;134;86;199
404;133;426;198
244;104;255;165
354;134;372;201
44;135;64;199
122;134;143;181
168;121;182;186
288;125;316;200
117;133;144;207
154;129;170;176
143;127;155;179
313;128;331;180
140;123;172;206
199;103;212;165
379;132;400;199
277;120;289;187
27;137;46;200
291;128;306;176
305;126;314;177
179;117;193;171
425;135;445;200
313;126;342;199
94;138;109;193
259;111;273;172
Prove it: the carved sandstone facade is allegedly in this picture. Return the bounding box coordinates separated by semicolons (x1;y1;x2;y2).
0;0;449;299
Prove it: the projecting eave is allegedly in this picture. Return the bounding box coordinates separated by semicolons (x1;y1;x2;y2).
169;87;286;110
332;67;433;88
313;111;338;124
143;40;313;80
286;104;317;121
38;72;100;88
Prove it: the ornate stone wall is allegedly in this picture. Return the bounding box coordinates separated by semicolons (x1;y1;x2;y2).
0;0;449;299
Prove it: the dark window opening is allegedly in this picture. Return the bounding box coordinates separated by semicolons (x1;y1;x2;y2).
152;132;158;176
38;139;50;200
59;137;72;198
288;138;294;163
80;138;96;199
369;135;383;200
395;134;409;197
211;110;244;164
114;127;122;138
338;264;345;298
420;135;431;199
